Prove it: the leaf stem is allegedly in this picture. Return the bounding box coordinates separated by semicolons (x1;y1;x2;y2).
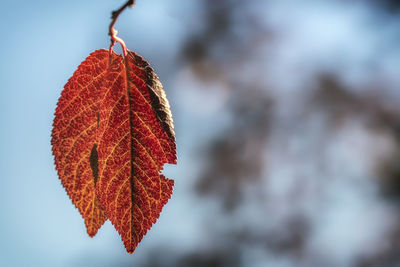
109;0;135;56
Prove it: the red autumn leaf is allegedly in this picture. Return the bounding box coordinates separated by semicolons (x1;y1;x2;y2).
51;50;109;237
51;49;177;253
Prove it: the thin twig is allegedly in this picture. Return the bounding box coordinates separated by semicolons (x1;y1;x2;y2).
109;0;135;56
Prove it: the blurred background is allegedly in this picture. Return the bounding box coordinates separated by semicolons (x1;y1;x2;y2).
1;0;400;266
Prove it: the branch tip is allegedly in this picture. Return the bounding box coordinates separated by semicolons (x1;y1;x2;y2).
109;0;135;56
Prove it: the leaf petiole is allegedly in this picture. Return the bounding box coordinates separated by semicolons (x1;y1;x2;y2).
109;0;135;56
